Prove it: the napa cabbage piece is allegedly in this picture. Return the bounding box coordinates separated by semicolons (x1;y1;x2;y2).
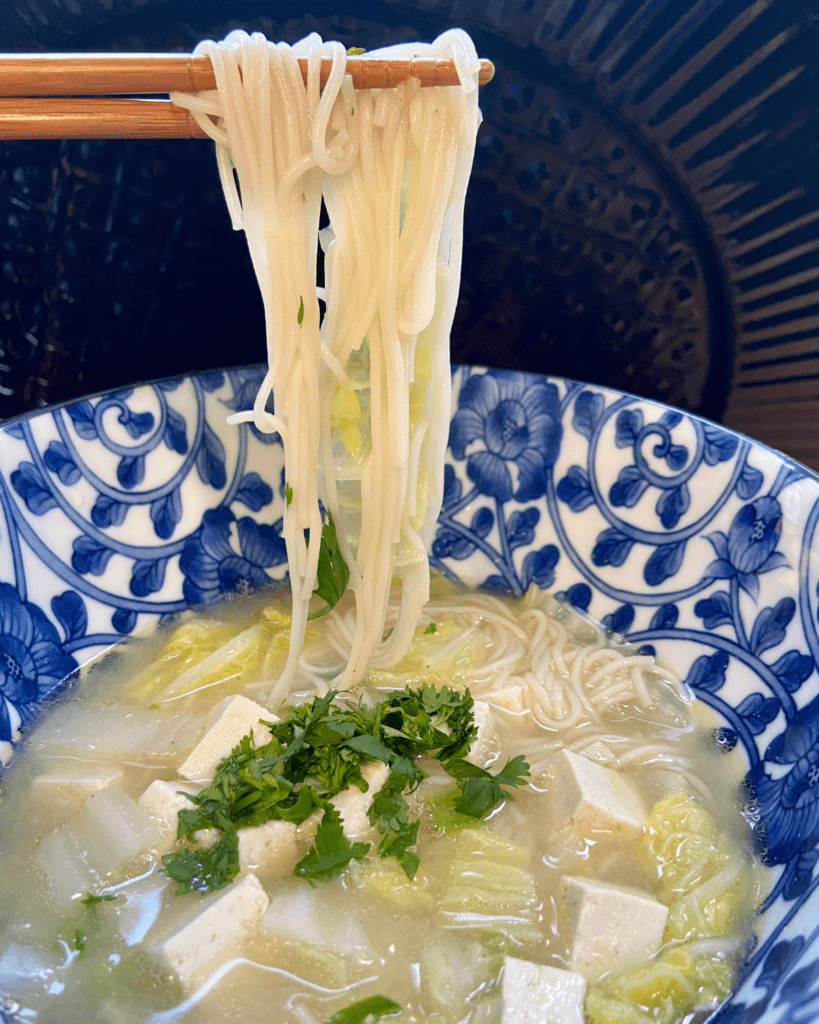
642;791;753;942
585;943;735;1024
426;789;485;835
137;608;312;704
368;618;490;691
128;618;237;701
350;853;435;910
437;827;540;946
586;792;754;1023
421;937;501;1016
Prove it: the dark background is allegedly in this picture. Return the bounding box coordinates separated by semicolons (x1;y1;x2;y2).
2;0;819;463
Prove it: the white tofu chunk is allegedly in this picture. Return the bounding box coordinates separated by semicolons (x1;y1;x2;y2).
178;695;278;781
35;825;98;907
138;779;203;852
77;785;161;876
29;705;207;765
152;873;269;992
466;700;501;768
260;879;373;959
501;957;586;1024
194;818;298;880
561;875;668;978
547;749;644;837
330;760;391;841
235;819;298;879
140;777;297;877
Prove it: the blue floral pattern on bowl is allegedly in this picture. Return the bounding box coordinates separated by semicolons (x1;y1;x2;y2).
1;363;818;1023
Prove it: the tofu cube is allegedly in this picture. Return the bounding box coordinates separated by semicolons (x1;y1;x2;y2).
235;819;298;879
466;700;501;768
140;778;297;877
547;749;644;837
195;818;298;879
138;779;203;852
330;761;391;841
77;786;162;877
561;875;668;978
152;873;269;992
501;957;586;1024
178;695;278;781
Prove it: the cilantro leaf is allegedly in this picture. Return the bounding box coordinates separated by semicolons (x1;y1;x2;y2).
294;803;369;882
163;829;239;894
446;755;531;819
424;622;437;634
284;482;293;506
492;754;530;789
80;892;116;906
345;47;367;56
297;295;305;325
377;819;420;880
72;929;87;956
325;995;401;1024
310;512;350;617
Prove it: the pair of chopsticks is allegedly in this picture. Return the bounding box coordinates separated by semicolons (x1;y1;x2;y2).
0;53;495;140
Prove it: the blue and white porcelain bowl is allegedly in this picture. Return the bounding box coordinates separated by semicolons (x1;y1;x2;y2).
0;363;817;1023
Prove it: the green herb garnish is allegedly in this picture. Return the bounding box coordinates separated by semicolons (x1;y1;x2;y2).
149;702;161;711
310;510;350;617
325;995;401;1024
346;47;366;56
72;929;87;956
284;482;293;506
424;622;437;634
162;685;529;894
80;892;117;907
295;802;369;882
297;295;305;325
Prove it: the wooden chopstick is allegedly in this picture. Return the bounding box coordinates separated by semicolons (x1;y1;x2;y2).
0;52;495;140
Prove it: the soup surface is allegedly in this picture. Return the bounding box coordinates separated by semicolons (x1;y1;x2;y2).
0;583;760;1024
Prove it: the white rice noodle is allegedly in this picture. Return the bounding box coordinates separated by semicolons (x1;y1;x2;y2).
172;30;481;703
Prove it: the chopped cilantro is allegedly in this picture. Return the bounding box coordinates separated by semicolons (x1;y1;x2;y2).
445;754;530;819
163;829;239;895
80;892;116;906
346;46;366;56
72;929;87;956
295;803;369;882
310;511;350;617
423;622;437;634
162;685;529;893
297;295;305;325
325;995;401;1023
149;702;161;710
284;482;293;506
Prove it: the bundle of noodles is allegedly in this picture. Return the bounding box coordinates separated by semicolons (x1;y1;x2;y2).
171;30;481;700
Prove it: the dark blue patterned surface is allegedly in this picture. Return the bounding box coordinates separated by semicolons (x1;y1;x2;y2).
1;364;819;1022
